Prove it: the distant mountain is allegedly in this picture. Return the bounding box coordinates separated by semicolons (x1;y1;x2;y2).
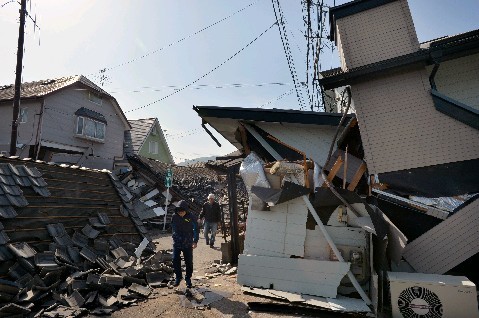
176;156;216;166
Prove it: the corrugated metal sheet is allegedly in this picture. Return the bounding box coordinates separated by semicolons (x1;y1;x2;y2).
402;198;479;274
237;254;350;298
243;197;308;257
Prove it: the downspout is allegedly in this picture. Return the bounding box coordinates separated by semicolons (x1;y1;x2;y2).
429;51;442;90
429;63;440;90
34;99;45;160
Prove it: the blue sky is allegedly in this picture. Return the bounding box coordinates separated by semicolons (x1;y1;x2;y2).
1;0;478;163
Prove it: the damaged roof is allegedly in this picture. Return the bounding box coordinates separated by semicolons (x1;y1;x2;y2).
194;106;353;164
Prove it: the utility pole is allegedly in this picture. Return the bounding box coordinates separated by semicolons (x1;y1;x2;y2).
10;0;27;156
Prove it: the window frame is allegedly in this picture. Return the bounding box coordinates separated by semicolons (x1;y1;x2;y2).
19;107;28;124
88;91;103;105
148;141;159;154
75;116;106;142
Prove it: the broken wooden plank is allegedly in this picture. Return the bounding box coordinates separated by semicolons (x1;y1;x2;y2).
322;156;343;187
347;162;367;191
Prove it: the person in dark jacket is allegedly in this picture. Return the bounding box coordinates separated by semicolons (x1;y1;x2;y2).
199;193;221;248
171;200;198;288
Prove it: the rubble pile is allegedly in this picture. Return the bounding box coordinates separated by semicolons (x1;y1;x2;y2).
195;261;237;281
0;156;170;317
0;244;180;317
125;155;249;221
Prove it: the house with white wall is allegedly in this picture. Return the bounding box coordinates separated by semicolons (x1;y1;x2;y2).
0;75;131;170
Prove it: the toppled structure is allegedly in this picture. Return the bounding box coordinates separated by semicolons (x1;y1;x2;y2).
123;154;248;228
194;23;479;312
0;155;179;317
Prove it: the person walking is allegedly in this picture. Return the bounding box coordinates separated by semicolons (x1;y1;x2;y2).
171;200;198;288
199;193;221;248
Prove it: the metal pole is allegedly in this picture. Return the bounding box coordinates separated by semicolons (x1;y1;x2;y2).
228;165;240;264
163;187;169;231
10;0;27;156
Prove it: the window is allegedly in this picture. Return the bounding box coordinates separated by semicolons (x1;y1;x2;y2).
149;141;158;154
88;91;103;105
19;108;28;123
151;127;158;136
76;116;106;141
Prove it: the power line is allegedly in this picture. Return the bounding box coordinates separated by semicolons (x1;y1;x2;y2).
88;1;257;77
125;22;277;114
259;88;295;108
0;0;15;8
271;0;306;111
108;82;292;94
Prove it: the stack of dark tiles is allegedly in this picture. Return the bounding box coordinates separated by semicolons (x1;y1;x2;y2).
0;211;176;317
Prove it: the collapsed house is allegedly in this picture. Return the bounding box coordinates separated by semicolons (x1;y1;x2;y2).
194;10;479;311
117;154;248;230
0;155;181;317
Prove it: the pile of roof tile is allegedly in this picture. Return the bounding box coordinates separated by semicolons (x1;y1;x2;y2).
123;155;249;222
0;156;179;317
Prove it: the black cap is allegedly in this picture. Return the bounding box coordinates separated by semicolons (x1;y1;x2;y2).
177;200;188;212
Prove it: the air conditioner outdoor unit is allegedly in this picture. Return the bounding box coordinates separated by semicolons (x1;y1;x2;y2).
388;271;479;318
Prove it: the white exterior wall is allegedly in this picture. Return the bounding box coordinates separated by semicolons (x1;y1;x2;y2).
427;53;479;110
335;0;418;70
39;85;125;169
0;100;42;157
352;68;479;174
243;197;308;258
256;122;340;166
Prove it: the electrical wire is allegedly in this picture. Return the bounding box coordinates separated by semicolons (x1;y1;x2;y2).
259;88;295;108
125;22;277;114
271;0;306;110
108;82;292;94
88;1;258;76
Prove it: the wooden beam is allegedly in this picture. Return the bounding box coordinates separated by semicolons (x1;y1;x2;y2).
322;156;343;187
347;162;367;191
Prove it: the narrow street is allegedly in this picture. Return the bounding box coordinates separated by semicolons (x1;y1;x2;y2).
109;232;266;318
109;231;340;318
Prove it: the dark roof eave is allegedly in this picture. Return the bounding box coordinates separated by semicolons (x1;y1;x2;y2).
194;106;352;126
322;29;479;90
319;50;429;90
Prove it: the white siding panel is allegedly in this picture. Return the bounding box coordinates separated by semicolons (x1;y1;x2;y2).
244;198;308;257
238;254;350;298
304;226;367;260
336;0;418;69
352;68;479;174
429;53;479;110
255;122;339;166
402;198;479;274
0;101;41;152
40;86;125;169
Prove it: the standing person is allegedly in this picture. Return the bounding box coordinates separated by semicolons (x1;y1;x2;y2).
199;193;221;248
171;200;198;288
